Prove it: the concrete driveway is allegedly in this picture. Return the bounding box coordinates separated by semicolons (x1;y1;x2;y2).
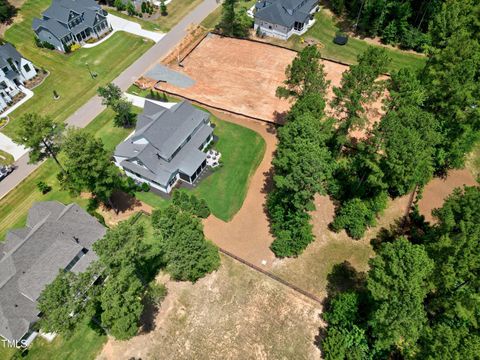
107;14;164;42
83;14;164;48
0;133;27;160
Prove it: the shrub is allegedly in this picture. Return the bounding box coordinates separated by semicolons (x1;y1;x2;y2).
140;182;150;192
34;36;43;48
36;181;52;194
127;1;136;16
70;43;81;52
160;0;167;16
171;190;211;218
114;0;126;11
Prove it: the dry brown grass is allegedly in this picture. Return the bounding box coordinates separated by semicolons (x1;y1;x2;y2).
271;194;410;299
97;256;322;360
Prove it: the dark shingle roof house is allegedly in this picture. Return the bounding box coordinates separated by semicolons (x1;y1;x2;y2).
32;0;111;52
114;100;214;193
254;0;319;40
0;201;106;343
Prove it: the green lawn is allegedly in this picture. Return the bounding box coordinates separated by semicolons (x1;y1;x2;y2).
137;112;266;221
22;321;106;360
1;0;153;137
269;9;426;73
0;107;133;241
109;0;204;33
0;149;14;166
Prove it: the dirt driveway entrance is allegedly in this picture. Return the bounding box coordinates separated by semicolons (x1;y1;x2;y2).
202;109;278;268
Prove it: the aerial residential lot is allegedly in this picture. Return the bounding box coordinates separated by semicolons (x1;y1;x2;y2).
0;0;153;137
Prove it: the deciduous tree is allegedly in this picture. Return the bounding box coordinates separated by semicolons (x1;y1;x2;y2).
100;265;144;340
12;113;65;171
61;128;123;207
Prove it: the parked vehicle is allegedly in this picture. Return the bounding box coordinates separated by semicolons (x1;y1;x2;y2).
0;165;13;181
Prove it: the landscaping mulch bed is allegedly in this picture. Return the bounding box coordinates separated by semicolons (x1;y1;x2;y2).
24;70;49;89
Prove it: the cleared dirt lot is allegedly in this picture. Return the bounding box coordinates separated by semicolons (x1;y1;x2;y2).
97;256;322;360
156;34;381;123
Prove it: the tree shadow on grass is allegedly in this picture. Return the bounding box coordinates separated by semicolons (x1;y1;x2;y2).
371;209;430;251
324;260;367;307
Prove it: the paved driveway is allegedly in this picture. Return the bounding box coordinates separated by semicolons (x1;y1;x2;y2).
0;133;27;160
84;15;164;49
0;0;220;199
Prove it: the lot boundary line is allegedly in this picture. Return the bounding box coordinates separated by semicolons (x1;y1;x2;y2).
210;32;391;77
218;247;323;305
154;85;280;125
130;211;323;306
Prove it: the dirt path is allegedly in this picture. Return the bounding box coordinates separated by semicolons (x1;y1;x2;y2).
203;110;278;268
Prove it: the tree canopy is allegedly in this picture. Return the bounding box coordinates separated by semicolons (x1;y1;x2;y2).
12;113;65;170
61;128;123;206
152;200;220;282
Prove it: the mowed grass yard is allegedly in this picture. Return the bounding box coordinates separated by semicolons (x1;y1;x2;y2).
136;111;266;221
0;103;265;238
0;0;153;137
3;321;107;360
107;0;203;33
0;107;133;241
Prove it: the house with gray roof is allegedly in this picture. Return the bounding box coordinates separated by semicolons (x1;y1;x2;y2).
32;0;111;52
254;0;319;40
0;43;37;112
0;201;106;344
114;100;214;193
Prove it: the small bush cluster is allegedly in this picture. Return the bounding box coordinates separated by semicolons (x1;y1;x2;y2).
36;181;52;194
34;36;55;50
171;190;211;219
141;1;155;15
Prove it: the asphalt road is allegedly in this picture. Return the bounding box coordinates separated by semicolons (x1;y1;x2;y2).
0;0;219;200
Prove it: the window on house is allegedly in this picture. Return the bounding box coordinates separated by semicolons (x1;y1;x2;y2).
2;66;8;73
23;64;31;72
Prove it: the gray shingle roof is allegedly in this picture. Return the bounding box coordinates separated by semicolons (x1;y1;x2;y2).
0;201;106;342
255;0;318;28
115;100;213;187
32;0;106;40
0;44;22;64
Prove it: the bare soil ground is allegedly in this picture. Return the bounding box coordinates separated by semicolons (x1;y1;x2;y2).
97;256;322;360
418;169;478;223
203;109;277;268
156;34;386;129
158;34;296;122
